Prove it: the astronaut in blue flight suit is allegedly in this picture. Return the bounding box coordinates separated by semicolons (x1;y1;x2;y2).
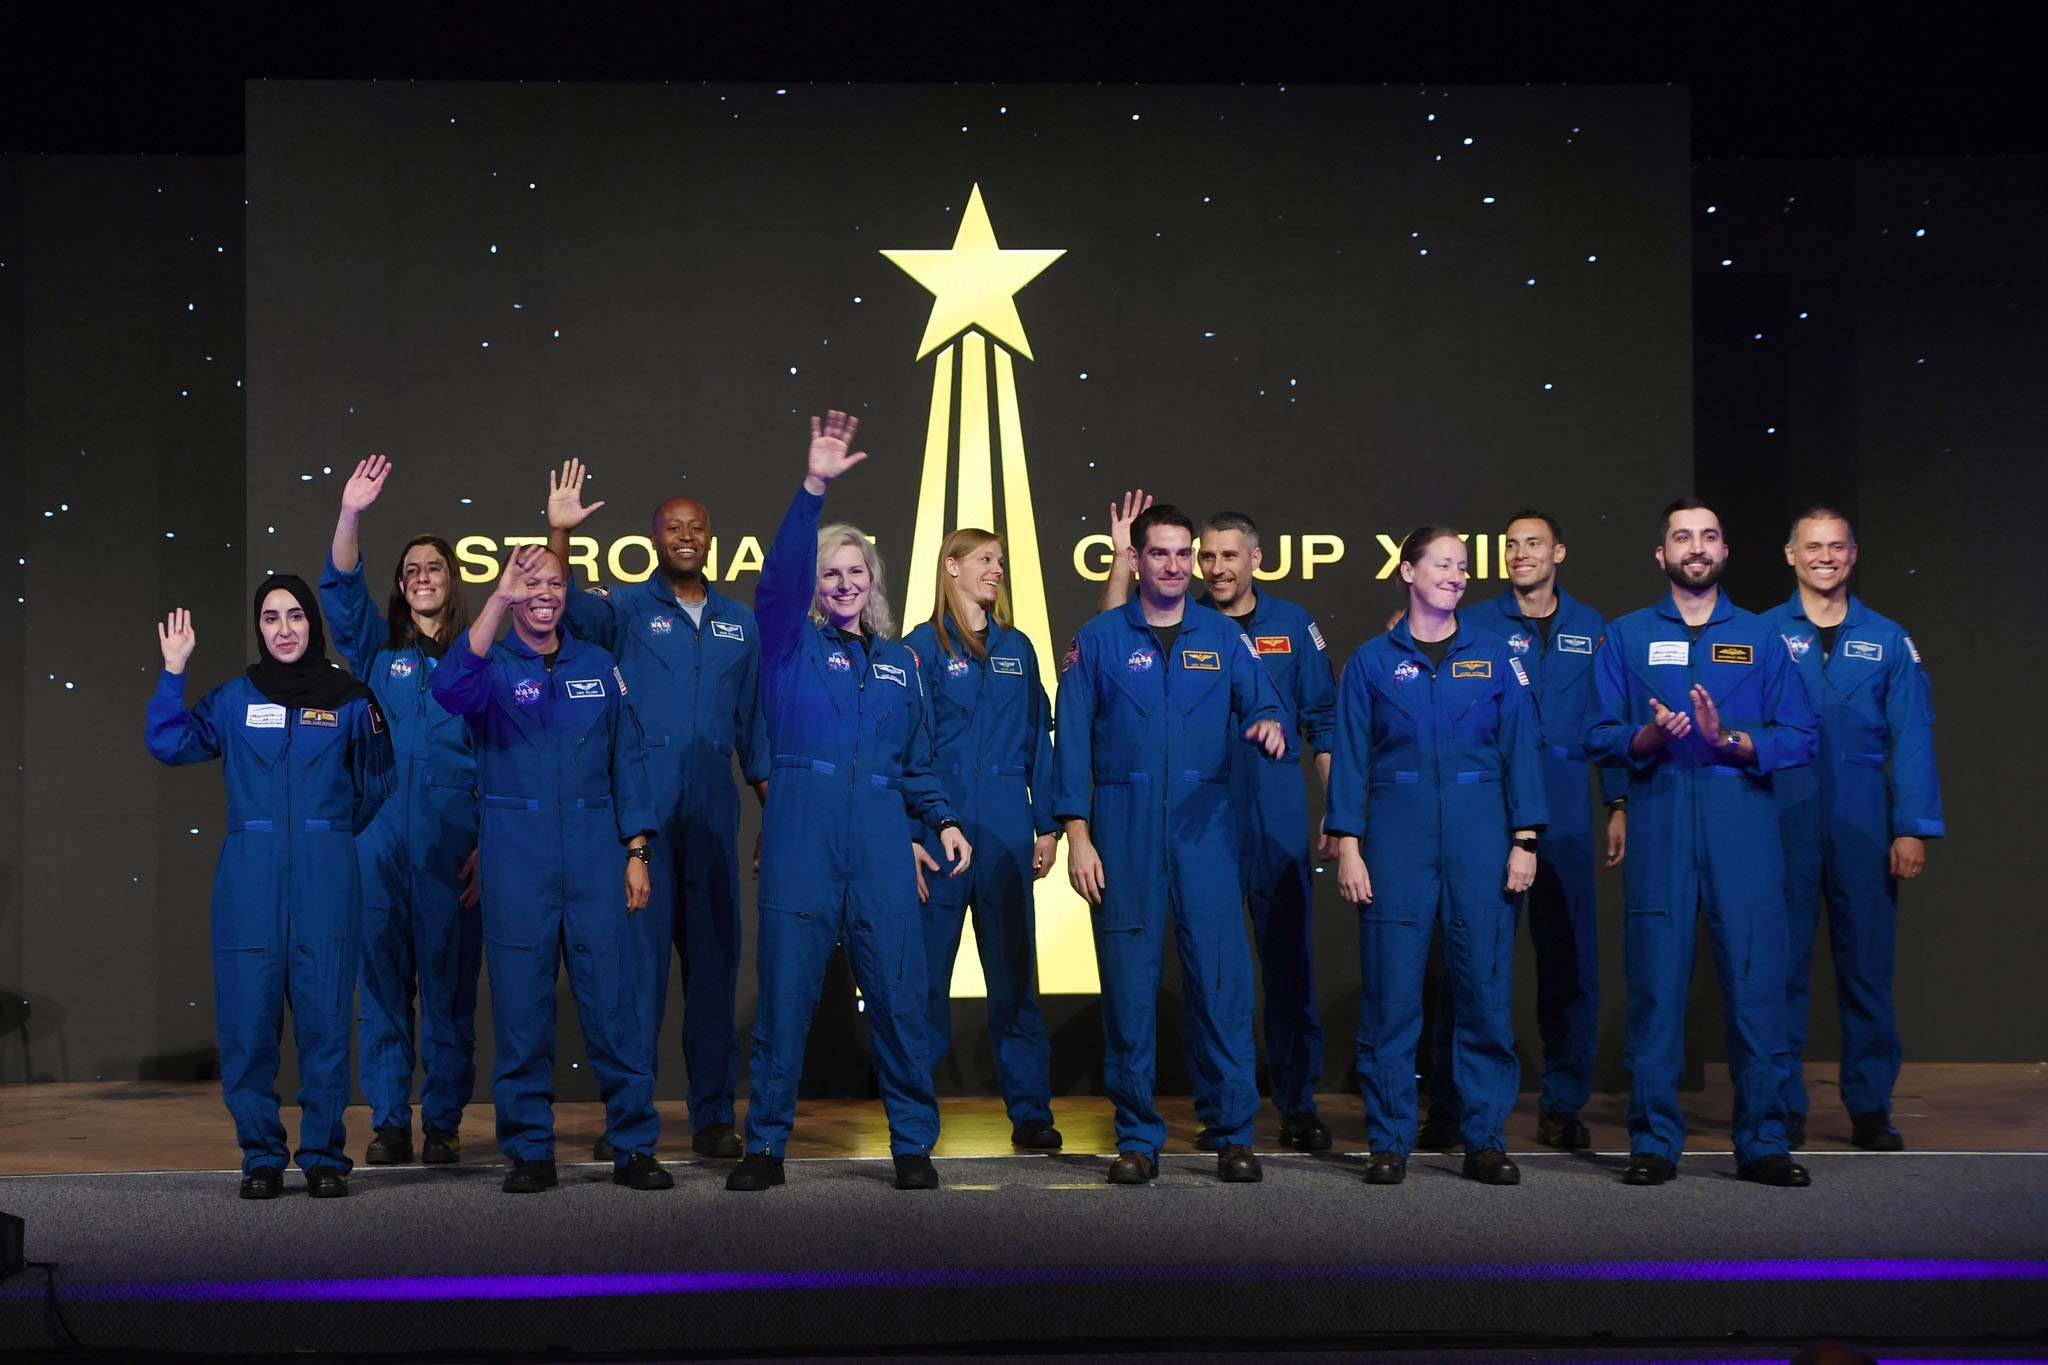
1327;527;1548;1187
1055;503;1294;1185
1089;501;1343;1154
1765;507;1942;1152
1427;510;1628;1152
726;412;972;1194
904;527;1063;1150
546;459;770;1162
1094;500;1337;1151
320;454;483;1168
430;545;671;1194
146;580;394;1199
1586;499;1819;1188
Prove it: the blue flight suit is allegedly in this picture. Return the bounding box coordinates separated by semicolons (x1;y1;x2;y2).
1763;593;1942;1122
320;554;483;1140
563;572;768;1133
745;487;958;1159
1586;592;1818;1165
146;673;395;1175
430;632;660;1166
903;620;1058;1129
1325;621;1549;1156
1186;591;1336;1130
1433;587;1626;1122
1052;599;1293;1160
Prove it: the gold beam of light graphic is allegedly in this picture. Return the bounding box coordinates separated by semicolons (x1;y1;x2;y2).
889;187;1094;996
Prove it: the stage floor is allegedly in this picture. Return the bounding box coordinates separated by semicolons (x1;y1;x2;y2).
6;1062;2047;1172
3;1064;2045;1361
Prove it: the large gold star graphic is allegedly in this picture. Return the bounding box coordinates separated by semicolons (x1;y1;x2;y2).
882;184;1065;361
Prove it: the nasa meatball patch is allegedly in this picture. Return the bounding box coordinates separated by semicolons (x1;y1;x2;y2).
513;678;543;706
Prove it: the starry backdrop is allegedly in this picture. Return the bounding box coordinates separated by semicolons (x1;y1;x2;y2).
239;80;1688;1101
4;96;2040;1105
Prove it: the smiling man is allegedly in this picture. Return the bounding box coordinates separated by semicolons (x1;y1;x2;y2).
1586;498;1819;1189
548;465;769;1163
1094;504;1338;1152
1763;507;1942;1153
1431;509;1627;1153
1056;504;1295;1185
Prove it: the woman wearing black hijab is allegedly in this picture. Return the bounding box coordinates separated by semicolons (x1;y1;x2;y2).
146;577;396;1198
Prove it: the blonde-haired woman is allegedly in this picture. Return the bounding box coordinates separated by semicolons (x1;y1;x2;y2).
904;529;1062;1149
730;411;972;1193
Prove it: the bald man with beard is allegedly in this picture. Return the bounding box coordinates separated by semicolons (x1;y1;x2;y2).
550;464;769;1162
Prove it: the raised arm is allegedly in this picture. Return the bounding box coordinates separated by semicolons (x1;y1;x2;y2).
1094;489;1151;614
329;454;391;576
758;411;867;665
145;608;224;765
546;458;620;649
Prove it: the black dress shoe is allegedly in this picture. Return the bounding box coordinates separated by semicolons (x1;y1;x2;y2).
1416;1113;1461;1150
1011;1118;1064;1149
1850;1111;1904;1151
591;1135;615;1163
893;1153;940;1190
502;1159;559;1193
1462;1148;1522;1185
1787;1112;1807;1149
1622;1152;1677;1186
726;1152;785;1191
364;1126;413;1165
239;1166;284;1200
613;1152;675;1190
1217;1144;1264;1182
1364;1151;1406;1185
691;1123;743;1159
306;1167;350;1199
1736;1152;1812;1187
421;1127;461;1164
1535;1111;1592;1150
1278;1112;1332;1151
1106;1150;1157;1184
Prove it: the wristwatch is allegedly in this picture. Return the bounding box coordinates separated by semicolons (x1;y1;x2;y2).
626;844;651;865
1512;834;1539;853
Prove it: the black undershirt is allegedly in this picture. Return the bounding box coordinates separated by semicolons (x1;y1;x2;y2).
1686;620;1707;643
1153;622;1182;658
1529;610;1556;647
1818;623;1840;660
541;645;561;674
1414;634;1453;671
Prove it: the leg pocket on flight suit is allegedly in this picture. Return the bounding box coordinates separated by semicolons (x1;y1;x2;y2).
303;939;352;1021
1359;913;1422;1005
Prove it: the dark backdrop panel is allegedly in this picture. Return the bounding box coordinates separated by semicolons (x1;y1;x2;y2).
1;155;245;1083
1694;155;2048;1063
244;81;1692;1102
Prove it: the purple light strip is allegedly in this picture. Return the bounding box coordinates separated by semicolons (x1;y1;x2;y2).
13;1259;2042;1303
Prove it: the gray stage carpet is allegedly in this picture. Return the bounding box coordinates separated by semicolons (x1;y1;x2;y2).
2;1150;2044;1358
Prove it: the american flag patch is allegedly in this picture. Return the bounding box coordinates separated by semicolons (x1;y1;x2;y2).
1307;621;1326;652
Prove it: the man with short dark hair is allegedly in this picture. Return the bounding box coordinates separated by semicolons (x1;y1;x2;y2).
547;462;769;1162
1765;507;1941;1152
1057;504;1294;1185
1587;499;1818;1188
1098;500;1336;1151
1432;509;1626;1151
